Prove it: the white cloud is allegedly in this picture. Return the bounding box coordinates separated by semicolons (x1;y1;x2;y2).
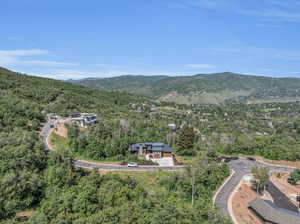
238;9;300;22
174;0;300;23
0;49;49;56
174;0;232;10
185;64;215;69
0;49;77;67
211;46;300;61
15;60;78;66
22;68;190;80
47;69;118;80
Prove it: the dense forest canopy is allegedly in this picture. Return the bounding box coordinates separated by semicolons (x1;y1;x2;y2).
3;66;300;223
0;67;230;223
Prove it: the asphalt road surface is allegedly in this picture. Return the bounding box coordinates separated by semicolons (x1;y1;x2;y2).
40;119;185;171
41;119;297;219
215;157;295;217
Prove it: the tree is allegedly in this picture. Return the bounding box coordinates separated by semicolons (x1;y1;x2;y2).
288;169;300;185
176;126;195;155
251;166;270;194
186;153;209;206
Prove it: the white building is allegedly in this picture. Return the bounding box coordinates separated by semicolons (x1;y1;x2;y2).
70;113;97;127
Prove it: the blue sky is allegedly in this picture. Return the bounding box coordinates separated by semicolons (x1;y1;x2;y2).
1;0;300;79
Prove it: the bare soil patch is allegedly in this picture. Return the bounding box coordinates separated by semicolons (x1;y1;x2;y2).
54;122;68;138
232;181;264;224
16;210;37;218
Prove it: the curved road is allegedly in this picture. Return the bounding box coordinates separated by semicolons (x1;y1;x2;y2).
215;157;295;218
41;119;297;220
40;119;185;171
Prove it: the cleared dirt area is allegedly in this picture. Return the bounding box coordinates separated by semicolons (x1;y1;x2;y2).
232;180;264;224
16;210;37;219
54;121;68;138
271;171;300;206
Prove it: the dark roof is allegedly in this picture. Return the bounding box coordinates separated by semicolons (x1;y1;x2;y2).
249;198;300;224
267;180;299;212
151;146;173;152
70;112;81;117
129;143;173;152
144;142;164;147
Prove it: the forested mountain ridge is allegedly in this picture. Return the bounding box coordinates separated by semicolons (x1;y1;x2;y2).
0;67;149;120
70;72;300;104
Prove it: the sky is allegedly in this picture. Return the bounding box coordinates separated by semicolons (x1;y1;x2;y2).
1;0;300;80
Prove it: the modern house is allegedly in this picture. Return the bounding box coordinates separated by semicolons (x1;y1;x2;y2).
249;198;300;224
167;123;176;130
129;142;173;159
70;113;97;127
47;113;58;120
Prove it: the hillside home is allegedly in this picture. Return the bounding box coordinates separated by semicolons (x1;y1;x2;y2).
249;198;300;224
167;123;176;130
70;113;97;127
129;142;173;159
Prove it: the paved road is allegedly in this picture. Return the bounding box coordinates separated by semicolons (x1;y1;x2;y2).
40;119;185;171
215;157;295;217
41;120;297;219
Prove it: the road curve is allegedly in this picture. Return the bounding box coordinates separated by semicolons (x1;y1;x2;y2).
41;119;297;220
40;119;185;171
214;158;295;218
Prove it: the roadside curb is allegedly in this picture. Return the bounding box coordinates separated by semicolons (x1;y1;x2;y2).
76;159;185;169
213;169;235;205
256;159;296;170
239;156;297;170
44;121;185;171
228;174;246;224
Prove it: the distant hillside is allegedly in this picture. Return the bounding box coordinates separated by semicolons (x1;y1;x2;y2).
69;72;300;104
0;67;148;120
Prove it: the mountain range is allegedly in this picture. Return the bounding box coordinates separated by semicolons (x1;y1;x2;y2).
69;72;300;104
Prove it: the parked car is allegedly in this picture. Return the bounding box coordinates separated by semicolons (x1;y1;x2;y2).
50;124;54;128
127;162;138;167
224;158;232;163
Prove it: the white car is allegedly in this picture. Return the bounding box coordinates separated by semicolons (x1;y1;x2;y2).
127;162;138;167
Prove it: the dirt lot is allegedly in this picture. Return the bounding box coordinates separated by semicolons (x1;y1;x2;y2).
271;171;300;206
54;121;68;138
232;180;264;224
16;210;37;220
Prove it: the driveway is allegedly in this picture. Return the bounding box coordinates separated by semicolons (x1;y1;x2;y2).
41;119;184;171
151;157;174;167
214;158;295;217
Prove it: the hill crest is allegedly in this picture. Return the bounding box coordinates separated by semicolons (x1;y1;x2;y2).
69;72;300;104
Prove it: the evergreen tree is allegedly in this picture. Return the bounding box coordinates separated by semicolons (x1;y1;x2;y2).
176;126;195;155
